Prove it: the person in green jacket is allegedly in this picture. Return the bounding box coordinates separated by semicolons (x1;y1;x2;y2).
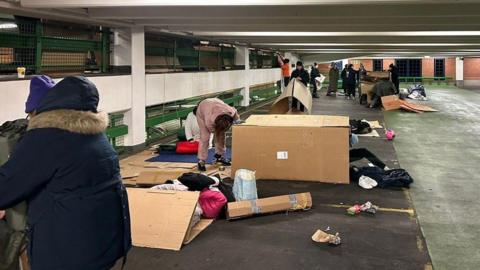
327;62;339;96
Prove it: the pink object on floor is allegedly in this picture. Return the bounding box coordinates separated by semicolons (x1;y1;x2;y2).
386;129;396;141
198;188;227;219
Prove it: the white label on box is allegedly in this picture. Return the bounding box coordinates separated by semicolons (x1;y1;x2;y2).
277;151;288;160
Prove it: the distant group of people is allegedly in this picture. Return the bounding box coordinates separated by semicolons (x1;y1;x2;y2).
325;61;400;99
327;63;365;99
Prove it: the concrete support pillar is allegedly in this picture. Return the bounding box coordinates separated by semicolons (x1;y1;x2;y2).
236;46;250;106
111;28;132;71
456;57;464;87
124;26;146;148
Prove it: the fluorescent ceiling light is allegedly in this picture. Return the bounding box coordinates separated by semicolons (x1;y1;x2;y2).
195;31;480;37
21;0;443;8
0;23;17;29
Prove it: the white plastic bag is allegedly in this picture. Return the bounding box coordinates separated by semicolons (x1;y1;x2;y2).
233;169;258;201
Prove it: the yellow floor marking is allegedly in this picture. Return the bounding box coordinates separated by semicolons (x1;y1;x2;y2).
322;203;415;216
417;236;425;252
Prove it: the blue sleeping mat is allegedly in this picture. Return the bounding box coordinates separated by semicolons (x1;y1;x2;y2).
146;148;231;163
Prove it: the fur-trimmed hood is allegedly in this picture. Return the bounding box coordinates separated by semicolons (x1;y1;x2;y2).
28;109;109;135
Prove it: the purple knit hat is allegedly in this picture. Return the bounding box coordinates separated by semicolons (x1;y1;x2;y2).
25;75;56;113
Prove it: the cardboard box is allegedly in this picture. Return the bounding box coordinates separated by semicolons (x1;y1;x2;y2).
227;192;312;220
135;170;186;185
232;115;350;183
127;188;213;251
360;81;375;104
366;71;390;79
270;79;312;114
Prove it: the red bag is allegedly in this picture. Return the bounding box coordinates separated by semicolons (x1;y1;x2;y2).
198;188;227;219
176;141;199;154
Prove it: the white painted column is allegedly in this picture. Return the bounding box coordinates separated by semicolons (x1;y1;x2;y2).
124;26;146;147
111;28;132;67
456;57;464;81
236;46;250;106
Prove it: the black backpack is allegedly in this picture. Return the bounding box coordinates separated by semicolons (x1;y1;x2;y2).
0;119;29;167
349;119;372;135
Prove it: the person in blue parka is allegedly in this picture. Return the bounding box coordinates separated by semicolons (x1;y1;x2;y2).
0;76;131;270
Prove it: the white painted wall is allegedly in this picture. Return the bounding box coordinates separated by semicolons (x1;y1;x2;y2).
0;75;132;124
146;68;281;106
0;68;281;143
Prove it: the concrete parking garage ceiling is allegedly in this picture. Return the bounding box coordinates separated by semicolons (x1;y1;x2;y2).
2;0;480;61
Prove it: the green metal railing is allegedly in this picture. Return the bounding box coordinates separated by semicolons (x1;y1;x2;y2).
0;19;109;74
249;50;277;69
399;77;454;84
250;83;281;105
323;76;455;87
106;114;128;152
145;34;236;71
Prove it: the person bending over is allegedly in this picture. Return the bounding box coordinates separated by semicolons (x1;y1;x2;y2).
196;98;239;171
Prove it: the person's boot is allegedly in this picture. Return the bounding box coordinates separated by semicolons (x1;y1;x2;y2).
197;160;206;172
214;154;231;166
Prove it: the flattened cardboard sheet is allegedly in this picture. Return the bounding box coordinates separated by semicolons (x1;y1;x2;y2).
127;188;213;251
135;170;186;185
382;95;438;113
270;79;313;114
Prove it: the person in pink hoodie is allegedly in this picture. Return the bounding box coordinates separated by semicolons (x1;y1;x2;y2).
196;98;239;171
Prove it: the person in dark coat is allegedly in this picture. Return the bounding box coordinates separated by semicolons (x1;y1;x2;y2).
345;64;358;99
0;76;131;270
290;61;310;111
327;62;339;96
0;75;56;270
389;63;400;94
358;63;367;81
340;64;348;95
291;61;309;87
310;62;320;98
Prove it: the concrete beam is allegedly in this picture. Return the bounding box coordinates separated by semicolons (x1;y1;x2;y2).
86;3;480;19
0;1;131;27
20;0;480;8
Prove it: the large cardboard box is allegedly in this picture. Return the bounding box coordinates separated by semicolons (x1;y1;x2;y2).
127;188;213;251
227;192;312;220
270;78;312;114
360;81;375;104
366;71;390;79
232;115;350;183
